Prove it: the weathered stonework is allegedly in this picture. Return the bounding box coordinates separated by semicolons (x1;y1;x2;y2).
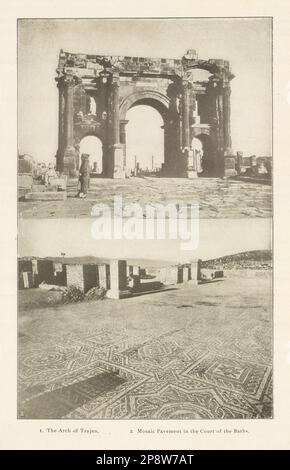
18;258;205;295
66;264;84;291
55;49;234;178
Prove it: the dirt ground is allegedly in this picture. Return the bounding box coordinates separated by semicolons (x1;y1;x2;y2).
18;177;272;218
18;270;272;419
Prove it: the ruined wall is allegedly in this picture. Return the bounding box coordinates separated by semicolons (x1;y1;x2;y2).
66;264;84;291
66;263;110;292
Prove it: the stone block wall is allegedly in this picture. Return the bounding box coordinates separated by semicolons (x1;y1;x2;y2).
144;261;201;286
36;260;55;285
66;264;84;291
190;259;202;282
97;264;110;290
182;266;190;282
83;264;98;293
66;263;111;293
18;259;33;289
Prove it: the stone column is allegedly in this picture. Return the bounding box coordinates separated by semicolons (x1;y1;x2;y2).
182;80;190;148
236;151;243;175
215;84;224;149
111;75;125;179
98;264;110;290
218;79;236;177
250;154;258;176
182;80;197;178
183;266;190;282
63;75;78;177
65;78;74;145
112;76;120;145
209;82;224;176
120;119;129;174
222;82;232;152
56;80;65;172
163;117;180;176
189;259;201;286
250;155;257;167
106;260;131;299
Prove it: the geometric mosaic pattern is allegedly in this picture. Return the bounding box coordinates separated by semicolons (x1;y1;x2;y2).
18;273;273;419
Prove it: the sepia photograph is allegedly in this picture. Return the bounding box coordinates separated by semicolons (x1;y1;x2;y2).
18;18;272;218
17;18;273;421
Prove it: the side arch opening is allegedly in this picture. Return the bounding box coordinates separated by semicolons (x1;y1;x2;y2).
192;133;215;177
79;135;103;175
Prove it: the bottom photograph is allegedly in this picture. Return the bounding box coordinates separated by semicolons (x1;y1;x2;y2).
17;218;272;420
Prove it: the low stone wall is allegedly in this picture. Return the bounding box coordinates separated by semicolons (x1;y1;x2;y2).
18;259;67;289
145;260;201;286
66;264;84;291
18;258;203;295
66;263;110;293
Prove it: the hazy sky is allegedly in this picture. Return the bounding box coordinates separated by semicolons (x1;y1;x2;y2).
79;105;164;170
18;18;272;163
19;217;271;263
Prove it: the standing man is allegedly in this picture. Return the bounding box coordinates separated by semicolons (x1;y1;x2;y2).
78;153;90;198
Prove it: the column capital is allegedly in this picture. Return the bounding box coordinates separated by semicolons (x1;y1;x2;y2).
58;73;80;89
56;77;63;90
181;78;190;89
111;73;120;86
65;74;77;88
222;81;232;92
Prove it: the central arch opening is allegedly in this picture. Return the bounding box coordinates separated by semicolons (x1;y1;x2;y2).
79;135;103;174
126;104;164;175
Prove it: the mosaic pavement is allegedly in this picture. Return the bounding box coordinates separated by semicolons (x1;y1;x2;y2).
18;177;272;218
18;272;272;419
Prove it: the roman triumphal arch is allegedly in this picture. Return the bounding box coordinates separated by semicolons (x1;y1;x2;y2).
55;49;235;178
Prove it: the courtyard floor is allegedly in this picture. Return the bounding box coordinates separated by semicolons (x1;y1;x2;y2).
18;177;272;218
18;270;272;420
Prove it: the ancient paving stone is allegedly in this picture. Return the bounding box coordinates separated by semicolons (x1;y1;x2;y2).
18;177;272;218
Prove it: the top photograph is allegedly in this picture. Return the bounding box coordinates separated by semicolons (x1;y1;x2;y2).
18;18;272;219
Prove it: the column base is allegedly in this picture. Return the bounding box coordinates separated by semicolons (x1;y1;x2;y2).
113;170;126;179
162;157;185;177
63;146;78;178
106;289;132;300
183;148;198;179
224;156;237;178
191;259;202;282
224;169;237;178
223;149;237;178
113;146;126;179
107;259;130;298
187;170;198;179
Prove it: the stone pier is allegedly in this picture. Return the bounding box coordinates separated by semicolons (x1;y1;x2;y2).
189;259;202;285
97;264;110;290
106;260;132;299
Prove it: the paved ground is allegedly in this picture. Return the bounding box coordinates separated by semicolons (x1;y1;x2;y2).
18;177;272;218
18;271;272;419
